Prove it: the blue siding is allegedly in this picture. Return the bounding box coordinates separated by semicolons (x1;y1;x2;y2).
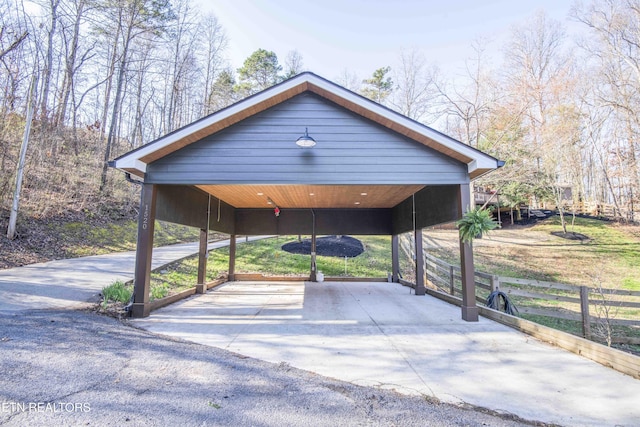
146;93;468;185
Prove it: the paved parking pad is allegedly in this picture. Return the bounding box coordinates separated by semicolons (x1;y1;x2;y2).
0;237;266;312
133;280;640;427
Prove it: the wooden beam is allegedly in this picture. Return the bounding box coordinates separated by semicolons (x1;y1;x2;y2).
196;228;208;294
415;229;425;295
458;183;478;321
228;234;236;281
131;183;157;318
580;286;592;339
310;231;317;282
391;234;399;282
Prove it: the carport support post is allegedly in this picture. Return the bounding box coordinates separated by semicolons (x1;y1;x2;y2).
458;183;479;322
391;235;399;282
310;232;317;282
196;228;208;294
414;229;426;295
131;183;157;318
228;234;236;281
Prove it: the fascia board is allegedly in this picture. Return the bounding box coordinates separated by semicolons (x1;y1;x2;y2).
115;158;147;173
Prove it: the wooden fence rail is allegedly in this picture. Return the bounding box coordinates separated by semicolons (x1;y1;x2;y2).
421;252;640;344
570;201;636;222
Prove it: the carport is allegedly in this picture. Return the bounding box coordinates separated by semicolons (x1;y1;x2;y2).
110;72;501;319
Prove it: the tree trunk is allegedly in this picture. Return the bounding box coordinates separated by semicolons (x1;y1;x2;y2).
7;74;38;240
99;24;132;192
99;13;122;144
39;0;60;126
55;0;86;128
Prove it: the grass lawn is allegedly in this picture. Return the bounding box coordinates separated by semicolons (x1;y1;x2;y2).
421;216;640;352
426;216;640;291
59;220;205;257
528;217;640;290
207;235;391;278
103;235;392;303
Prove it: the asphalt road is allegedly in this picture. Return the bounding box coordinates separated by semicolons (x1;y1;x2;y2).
0;309;536;427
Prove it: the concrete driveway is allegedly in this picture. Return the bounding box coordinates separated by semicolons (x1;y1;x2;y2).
133;280;640;427
0;237;265;312
0;237;530;426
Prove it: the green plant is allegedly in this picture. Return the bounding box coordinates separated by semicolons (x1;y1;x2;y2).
151;282;170;300
456;206;498;243
101;280;132;307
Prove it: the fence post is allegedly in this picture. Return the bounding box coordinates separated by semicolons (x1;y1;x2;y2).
490;275;499;292
414;229;425;295
449;266;455;295
424;252;429;288
391;235;399;282
580;286;592;340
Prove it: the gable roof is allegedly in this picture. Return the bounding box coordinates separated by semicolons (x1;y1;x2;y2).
111;72;501;179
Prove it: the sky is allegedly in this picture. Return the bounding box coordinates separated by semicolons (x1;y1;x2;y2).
198;0;583;82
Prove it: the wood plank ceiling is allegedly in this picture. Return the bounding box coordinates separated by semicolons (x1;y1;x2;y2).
196;184;425;209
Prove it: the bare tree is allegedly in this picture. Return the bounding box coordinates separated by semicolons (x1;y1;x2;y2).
200;12;226;116
38;0;62;125
7;73;38;240
437;38;529;191
390;49;440;123
0;27;28;61
504;11;577;228
98;0;173;192
438;40;498;148
504;11;567;157
283;49;304;78
53;0;94;129
0;0;31;112
573;0;640;221
334;68;360;92
127;37;155;149
590;274;623;347
165;0;199;132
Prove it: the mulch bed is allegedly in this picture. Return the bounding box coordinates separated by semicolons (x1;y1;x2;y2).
551;231;590;241
282;235;364;258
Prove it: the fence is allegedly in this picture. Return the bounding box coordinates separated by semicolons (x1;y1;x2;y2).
570;201;636;222
472;190;636;222
421;251;640;345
